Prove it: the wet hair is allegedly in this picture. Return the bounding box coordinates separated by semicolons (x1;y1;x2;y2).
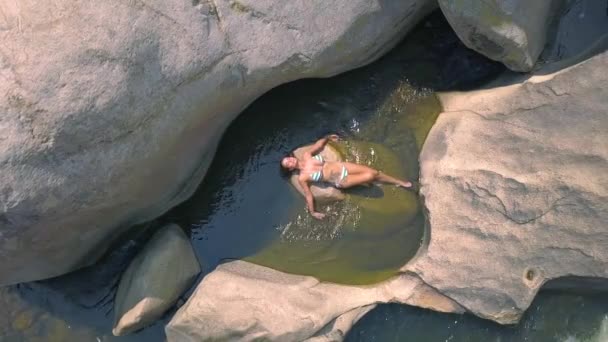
279;151;295;179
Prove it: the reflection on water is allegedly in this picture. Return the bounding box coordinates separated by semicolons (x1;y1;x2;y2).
347;292;608;342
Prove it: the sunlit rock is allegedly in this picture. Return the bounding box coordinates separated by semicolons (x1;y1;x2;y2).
165;260;462;341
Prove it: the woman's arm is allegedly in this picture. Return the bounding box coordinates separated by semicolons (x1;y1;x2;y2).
298;178;325;219
305;134;339;157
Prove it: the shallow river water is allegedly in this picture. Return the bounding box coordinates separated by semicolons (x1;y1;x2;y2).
1;11;606;342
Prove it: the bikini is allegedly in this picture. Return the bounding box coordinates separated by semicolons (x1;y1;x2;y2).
310;154;348;187
310;155;324;182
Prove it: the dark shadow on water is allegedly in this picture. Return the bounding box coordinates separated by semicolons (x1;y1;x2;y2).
536;0;608;75
388;13;505;92
346;291;608;342
462;0;608;91
0;221;168;341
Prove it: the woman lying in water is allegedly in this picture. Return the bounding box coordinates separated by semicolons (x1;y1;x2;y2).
280;134;413;219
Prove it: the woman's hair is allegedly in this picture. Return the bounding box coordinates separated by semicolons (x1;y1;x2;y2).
279;151;295;179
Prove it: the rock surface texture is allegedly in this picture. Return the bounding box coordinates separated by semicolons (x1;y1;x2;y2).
165;260;462;342
113;224;200;336
0;0;437;285
438;0;554;71
407;50;608;324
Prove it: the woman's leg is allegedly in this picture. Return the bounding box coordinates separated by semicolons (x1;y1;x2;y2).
375;171;412;188
334;162;372;188
337;172;375;188
340;162;412;188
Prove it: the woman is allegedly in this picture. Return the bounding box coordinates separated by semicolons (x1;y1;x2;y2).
280;134;413;219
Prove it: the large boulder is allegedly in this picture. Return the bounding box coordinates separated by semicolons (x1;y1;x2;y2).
438;0;555;71
165;260;462;341
406;49;608;323
0;0;437;285
112;224;200;336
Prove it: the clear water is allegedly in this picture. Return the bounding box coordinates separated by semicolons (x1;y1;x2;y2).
2;11;603;342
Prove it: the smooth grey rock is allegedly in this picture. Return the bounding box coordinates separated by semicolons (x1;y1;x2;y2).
113;224;200;336
407;50;608;324
438;0;555;71
0;0;437;285
290;144;346;202
165;260;462;342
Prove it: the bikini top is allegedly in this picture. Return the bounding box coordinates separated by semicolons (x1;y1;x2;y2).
310;154;324;182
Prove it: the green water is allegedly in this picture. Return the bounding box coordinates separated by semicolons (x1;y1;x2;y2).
2;11;605;342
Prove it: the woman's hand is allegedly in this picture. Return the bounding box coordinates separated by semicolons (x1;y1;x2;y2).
326;134;339;142
311;212;326;220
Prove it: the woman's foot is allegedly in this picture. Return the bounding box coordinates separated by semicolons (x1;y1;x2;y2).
397;181;413;188
397;180;421;193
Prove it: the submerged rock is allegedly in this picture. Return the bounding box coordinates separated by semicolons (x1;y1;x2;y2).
337;140;418;222
438;0;555;71
408;49;608;324
165;260;462;341
0;0;437;285
113;224;200;336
